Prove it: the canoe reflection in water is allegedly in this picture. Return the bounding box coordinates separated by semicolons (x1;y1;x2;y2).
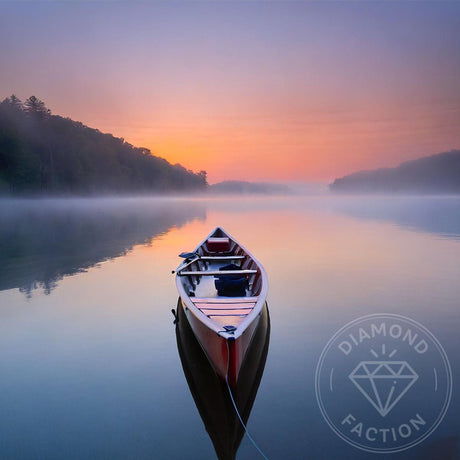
175;298;270;460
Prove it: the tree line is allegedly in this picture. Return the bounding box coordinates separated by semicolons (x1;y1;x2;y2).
0;95;208;194
330;150;460;194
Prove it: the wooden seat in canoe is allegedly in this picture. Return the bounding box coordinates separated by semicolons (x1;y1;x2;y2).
190;297;259;303
191;296;257;321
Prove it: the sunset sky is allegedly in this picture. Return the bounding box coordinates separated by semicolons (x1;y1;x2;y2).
1;1;459;183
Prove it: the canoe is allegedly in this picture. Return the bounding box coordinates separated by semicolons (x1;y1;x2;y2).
175;227;268;386
175;298;270;460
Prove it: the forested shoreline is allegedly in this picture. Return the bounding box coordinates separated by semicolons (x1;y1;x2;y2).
0;95;207;195
330;150;460;194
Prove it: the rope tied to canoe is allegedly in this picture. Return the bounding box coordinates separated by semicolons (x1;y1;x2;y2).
224;340;270;460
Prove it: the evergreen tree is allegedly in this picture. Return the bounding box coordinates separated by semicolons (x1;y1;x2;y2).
5;94;23;110
24;96;51;118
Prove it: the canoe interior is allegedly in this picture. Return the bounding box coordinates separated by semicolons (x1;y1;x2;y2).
176;228;265;331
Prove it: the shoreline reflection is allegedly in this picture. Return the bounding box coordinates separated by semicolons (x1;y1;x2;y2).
0;198;206;295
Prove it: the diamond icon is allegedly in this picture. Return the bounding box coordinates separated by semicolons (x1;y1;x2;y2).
349;361;418;417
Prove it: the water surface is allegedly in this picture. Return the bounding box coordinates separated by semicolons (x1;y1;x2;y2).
0;195;459;459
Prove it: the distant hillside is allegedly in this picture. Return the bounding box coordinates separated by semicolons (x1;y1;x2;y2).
209;180;292;195
0;95;207;195
330;150;460;194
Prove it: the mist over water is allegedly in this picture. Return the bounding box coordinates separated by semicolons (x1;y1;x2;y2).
0;197;206;295
0;195;459;459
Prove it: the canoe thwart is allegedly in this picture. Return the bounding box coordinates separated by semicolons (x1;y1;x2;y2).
178;269;257;276
198;255;246;260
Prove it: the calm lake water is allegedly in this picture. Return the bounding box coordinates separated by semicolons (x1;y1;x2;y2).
0;195;459;460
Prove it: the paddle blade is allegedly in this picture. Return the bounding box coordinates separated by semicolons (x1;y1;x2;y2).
179;252;198;259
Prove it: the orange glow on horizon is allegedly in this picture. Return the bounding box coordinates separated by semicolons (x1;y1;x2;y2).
113;100;459;184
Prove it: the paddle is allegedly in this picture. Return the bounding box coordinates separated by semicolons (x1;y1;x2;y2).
172;252;200;274
179;252;198;259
